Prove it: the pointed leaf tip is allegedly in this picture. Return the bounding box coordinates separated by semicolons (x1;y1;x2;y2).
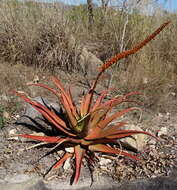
74;145;85;184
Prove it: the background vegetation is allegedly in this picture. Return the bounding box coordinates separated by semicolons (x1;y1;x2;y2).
0;0;176;113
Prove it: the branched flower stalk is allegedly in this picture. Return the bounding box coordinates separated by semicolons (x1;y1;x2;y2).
12;21;170;184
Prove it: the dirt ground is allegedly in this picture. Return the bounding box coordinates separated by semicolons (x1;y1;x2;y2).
0;63;177;186
0;110;177;185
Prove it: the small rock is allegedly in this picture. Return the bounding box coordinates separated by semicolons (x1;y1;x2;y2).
120;124;148;151
15;96;62;133
63;157;71;170
15;114;20;119
158;127;168;137
99;157;112;166
31;132;45;136
9;129;17;135
170;92;176;96
3;111;10;119
0;93;9;101
158;113;163;117
148;139;157;148
99;157;112;170
8;129;19;140
65;147;74;153
33;75;40;84
143;77;148;84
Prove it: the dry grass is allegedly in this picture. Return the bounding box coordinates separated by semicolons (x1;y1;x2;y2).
0;0;176;113
0;0;80;72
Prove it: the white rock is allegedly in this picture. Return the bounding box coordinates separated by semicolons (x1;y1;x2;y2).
15;114;20;118
120;124;148;151
8;129;19;140
9;129;17;135
63;157;71;170
31;132;45;136
158;113;163;117
171;92;176;96
65;147;74;153
99;157;112;166
143;77;148;84
158;127;168;137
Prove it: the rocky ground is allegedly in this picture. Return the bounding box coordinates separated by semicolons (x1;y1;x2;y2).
0;61;177;189
0;91;177;190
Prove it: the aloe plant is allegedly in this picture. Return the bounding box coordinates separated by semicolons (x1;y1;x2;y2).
12;21;170;184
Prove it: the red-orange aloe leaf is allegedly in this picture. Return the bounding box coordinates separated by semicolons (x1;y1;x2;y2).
27;82;78;125
60;93;77;127
80;95;86;116
96;107;137;130
85;107;137;140
28;83;78;121
26;83;75;124
51;77;79;119
27;83;59;97
85;122;126;140
90;89;110;112
99;21;170;73
66;85;79;119
53;152;73;169
85;138;117;145
12;91;76;137
51;76;66;93
80;74;101;116
89;144;140;161
80;84;95;116
74;145;86;184
68;85;78;114
17;134;63;143
86;107;110;135
98;91;142;109
106;130;158;140
13;91;66;128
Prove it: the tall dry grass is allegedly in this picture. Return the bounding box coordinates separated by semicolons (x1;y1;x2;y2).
0;0;176;112
0;0;80;72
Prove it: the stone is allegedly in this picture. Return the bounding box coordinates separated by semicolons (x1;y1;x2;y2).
120;124;148;151
99;157;112;166
0;174;177;190
63;157;71;170
3;111;10;119
79;47;103;79
8;129;19;140
65;147;74;153
0;175;48;190
117;176;177;190
24;96;61;119
158;127;168;137
15;96;63;133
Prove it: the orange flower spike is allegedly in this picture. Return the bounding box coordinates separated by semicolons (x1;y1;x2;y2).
99;21;170;73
